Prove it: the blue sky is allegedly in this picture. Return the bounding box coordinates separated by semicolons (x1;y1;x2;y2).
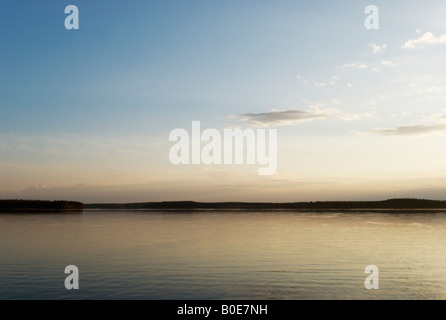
1;1;446;202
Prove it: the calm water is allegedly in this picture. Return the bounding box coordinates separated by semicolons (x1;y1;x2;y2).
1;210;446;300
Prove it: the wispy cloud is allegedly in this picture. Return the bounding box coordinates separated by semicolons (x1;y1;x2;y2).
420;86;446;93
381;60;399;68
363;124;446;136
369;43;387;54
390;111;411;118
402;31;446;49
238;106;373;127
239;109;328;126
331;99;342;106
331;110;374;122
296;75;310;85
0;134;163;160
342;63;368;69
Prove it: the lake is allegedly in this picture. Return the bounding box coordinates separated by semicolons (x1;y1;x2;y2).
1;210;446;299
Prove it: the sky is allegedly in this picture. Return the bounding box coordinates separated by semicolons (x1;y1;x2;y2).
1;0;446;203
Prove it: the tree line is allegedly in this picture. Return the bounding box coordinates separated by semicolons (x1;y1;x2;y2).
0;200;83;212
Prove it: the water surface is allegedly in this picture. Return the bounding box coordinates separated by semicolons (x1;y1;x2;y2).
1;210;446;299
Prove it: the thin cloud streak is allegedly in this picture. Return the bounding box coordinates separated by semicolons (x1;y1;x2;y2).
364;124;446;136
342;63;368;69
239;108;373;127
239;110;328;126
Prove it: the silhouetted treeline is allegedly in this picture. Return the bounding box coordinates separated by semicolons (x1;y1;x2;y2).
84;198;446;211
0;200;83;212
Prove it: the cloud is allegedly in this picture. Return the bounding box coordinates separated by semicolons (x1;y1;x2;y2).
381;60;399;68
390;111;411;118
342;63;368;69
238;106;373;127
329;76;340;86
0;134;161;160
296;75;310;85
3;180;310;203
24;185;49;191
331;110;374;122
331;99;342;106
369;43;387;54
420;86;446;93
364;124;446;136
239;109;328;126
402;31;446;49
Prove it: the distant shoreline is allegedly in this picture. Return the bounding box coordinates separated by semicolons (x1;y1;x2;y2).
0;200;83;213
3;198;446;213
84;198;446;211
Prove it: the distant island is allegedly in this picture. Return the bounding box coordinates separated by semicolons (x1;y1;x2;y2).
0;200;84;212
84;198;446;211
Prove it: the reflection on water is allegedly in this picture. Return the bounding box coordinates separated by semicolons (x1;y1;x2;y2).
1;210;446;299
